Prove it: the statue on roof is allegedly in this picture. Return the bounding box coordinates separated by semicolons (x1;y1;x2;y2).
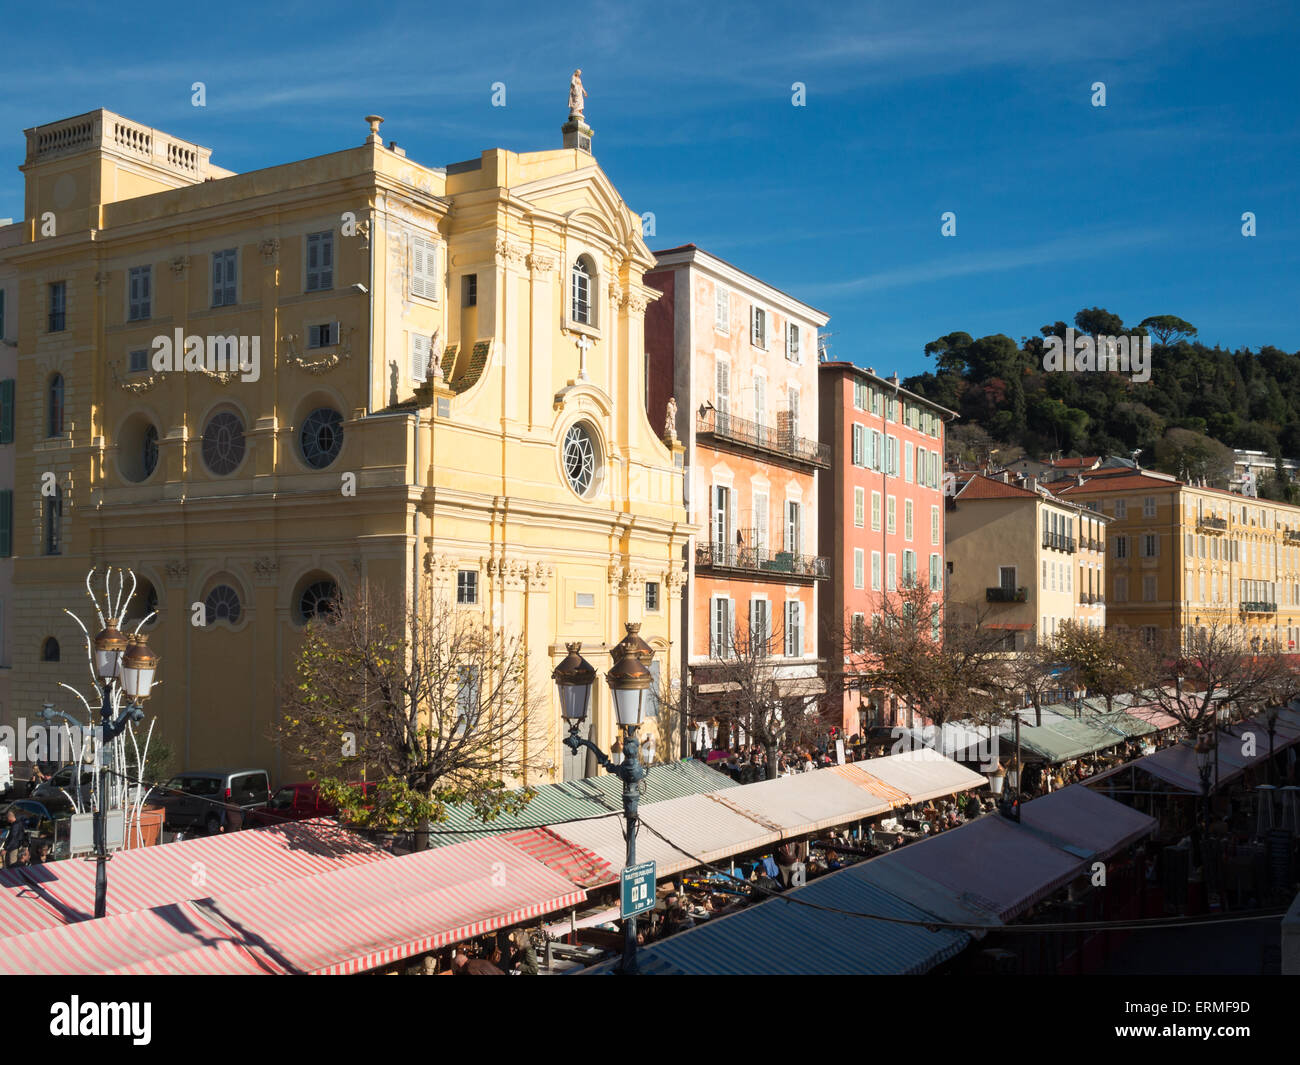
428;328;444;380
568;69;587;120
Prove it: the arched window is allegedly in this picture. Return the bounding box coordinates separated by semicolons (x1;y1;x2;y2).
41;637;60;662
297;578;339;624
47;374;64;437
43;485;62;555
570;257;593;325
204;583;242;626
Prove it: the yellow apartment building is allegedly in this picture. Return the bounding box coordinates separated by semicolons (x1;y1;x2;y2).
2;103;689;782
945;472;1109;649
1057;467;1300;652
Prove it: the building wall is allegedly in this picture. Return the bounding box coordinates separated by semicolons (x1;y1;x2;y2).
819;364;949;730
0;222;18;725
7;109;688;784
1068;479;1300;651
645;251;827;734
946;495;1038;635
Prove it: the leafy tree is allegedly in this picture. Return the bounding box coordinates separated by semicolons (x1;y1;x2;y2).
1074;307;1125;337
1153;428;1235;487
276;580;545;850
1139;315;1197;346
1052;621;1146;715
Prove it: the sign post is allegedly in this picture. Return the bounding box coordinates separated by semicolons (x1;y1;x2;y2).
620;860;656;920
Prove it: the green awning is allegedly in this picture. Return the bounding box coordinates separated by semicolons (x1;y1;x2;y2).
426;758;737;848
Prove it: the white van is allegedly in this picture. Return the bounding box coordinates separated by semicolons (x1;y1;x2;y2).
0;746;13;799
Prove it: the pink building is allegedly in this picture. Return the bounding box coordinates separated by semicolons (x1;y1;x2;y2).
645;246;830;750
818;362;956;733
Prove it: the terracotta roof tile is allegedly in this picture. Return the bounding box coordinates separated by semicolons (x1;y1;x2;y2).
956;474;1038;500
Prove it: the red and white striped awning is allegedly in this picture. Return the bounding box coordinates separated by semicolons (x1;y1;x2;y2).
0;819;388;940
0;834;586;975
501;827;615;888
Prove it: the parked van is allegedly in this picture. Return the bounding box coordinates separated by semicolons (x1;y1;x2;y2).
156;769;271;834
0;747;12;800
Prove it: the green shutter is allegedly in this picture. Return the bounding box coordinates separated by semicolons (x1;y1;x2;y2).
0;379;13;444
0;490;11;557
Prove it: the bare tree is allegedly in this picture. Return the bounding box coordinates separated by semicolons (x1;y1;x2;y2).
276;580;549;850
704;616;824;780
1002;638;1061;727
1142;621;1298;742
848;580;1011;731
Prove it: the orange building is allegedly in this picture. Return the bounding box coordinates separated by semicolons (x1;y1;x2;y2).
644;246;829;748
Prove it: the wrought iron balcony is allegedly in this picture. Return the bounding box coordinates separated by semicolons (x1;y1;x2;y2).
986;586;1028;603
1285;530;1300;544
1240;601;1277;614
1199;516;1228;532
695;537;828;582
1082;537;1104;553
1041;532;1076;553
696;409;831;469
1078;592;1105;605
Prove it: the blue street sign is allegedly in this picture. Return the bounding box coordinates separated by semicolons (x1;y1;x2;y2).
620;860;656;919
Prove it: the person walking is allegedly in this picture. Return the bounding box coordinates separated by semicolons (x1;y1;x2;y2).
3;810;28;868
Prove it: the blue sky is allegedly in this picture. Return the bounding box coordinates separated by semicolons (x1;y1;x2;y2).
2;1;1296;378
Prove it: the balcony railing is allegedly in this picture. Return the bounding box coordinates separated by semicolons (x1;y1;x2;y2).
1078;592;1105;605
696;538;829;581
1285;530;1300;545
1240;601;1277;614
986;586;1028;603
1082;537;1104;553
1199;516;1228;532
1042;532;1076;553
697;409;831;469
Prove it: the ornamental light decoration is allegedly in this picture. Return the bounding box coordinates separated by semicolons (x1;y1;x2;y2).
57;567;162;848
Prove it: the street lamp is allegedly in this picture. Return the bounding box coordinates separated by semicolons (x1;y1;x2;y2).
1194;732;1214;877
86;623;157;918
552;623;654;975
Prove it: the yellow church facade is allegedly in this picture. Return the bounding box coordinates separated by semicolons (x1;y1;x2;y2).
4;105;689;784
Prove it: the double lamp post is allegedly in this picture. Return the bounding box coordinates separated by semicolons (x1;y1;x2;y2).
552;622;654;975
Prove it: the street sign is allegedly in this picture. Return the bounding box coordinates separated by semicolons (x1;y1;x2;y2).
620;860;656;919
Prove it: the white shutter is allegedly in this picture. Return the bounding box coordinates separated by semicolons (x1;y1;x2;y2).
715;360;730;415
798;503;805;558
411;333;430;383
750;307;758;345
754;375;766;427
730;489;738;558
754;492;768;553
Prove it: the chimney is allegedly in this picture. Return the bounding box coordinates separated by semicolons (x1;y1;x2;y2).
1026;476;1038;492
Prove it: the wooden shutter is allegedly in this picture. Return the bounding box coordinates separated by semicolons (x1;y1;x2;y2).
411;333;430;382
0;379;13;444
0;490;11;558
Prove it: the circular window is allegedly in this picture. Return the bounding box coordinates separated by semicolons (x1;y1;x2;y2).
118;415;161;483
562;422;597;497
124;580;159;628
298;579;339;624
204;584;242;625
300;408;344;469
143;425;159;477
202;411;246;475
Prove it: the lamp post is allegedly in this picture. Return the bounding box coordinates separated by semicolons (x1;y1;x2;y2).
87;622;158;918
553;623;653;975
1194;731;1213;880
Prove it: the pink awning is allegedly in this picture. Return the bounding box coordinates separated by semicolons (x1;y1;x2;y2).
0;819;388;940
0;835;587;976
878;815;1085;921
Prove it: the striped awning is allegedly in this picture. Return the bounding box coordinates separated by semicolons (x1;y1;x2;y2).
0;818;388;941
0;835;586;976
501;827;615;888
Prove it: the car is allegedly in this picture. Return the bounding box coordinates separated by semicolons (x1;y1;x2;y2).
247;780;376;827
155;769;271;835
31;764;96;814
